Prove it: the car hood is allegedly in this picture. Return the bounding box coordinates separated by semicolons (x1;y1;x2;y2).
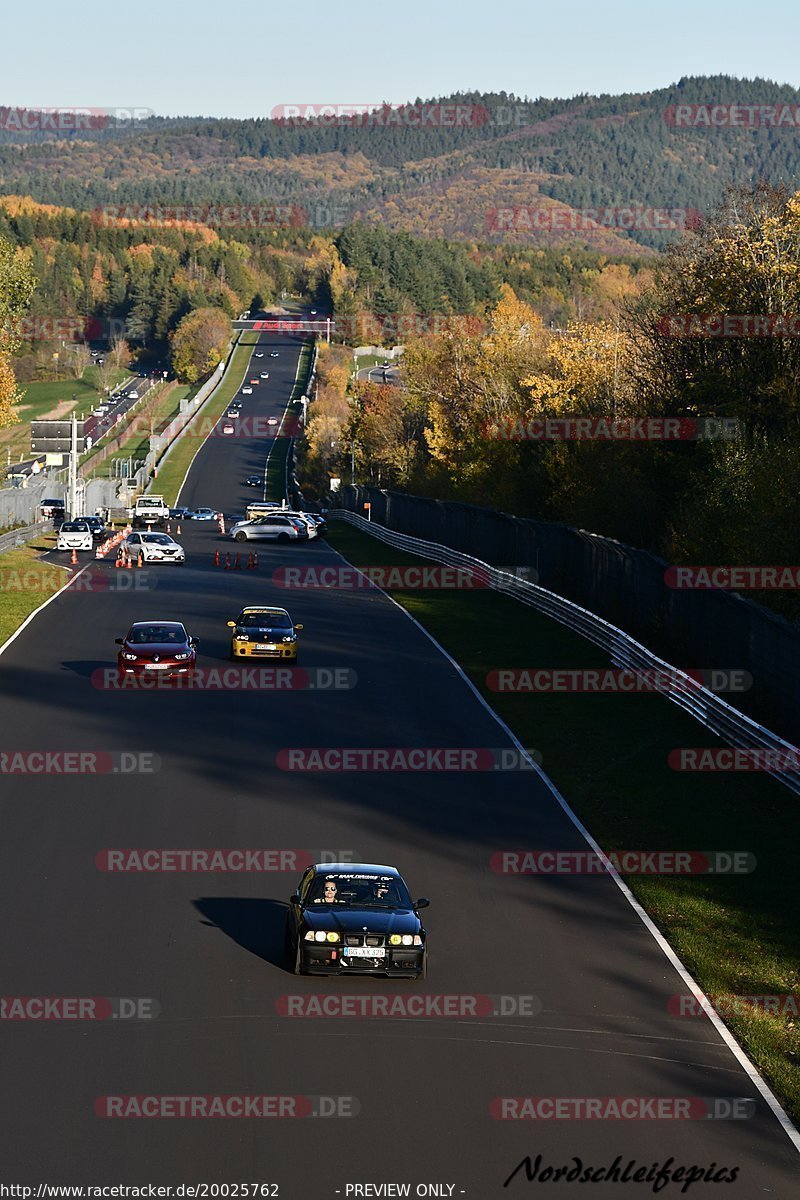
301;907;421;935
124;641;190;657
238;625;293;637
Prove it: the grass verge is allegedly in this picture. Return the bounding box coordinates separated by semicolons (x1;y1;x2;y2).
0;535;67;647
328;519;800;1123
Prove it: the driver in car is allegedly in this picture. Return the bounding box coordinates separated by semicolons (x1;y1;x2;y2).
314;879;340;904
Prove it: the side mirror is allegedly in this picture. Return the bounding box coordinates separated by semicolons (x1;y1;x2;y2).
189;638;199;648
114;638;123;645
294;624;304;632
415;897;430;910
226;621;236;628
290;892;301;905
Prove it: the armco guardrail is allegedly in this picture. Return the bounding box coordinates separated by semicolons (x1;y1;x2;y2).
0;520;49;555
330;509;800;799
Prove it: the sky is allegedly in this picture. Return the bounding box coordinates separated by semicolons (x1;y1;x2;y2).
3;0;799;118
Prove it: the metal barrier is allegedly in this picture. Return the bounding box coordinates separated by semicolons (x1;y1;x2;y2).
330;509;800;798
0;520;50;555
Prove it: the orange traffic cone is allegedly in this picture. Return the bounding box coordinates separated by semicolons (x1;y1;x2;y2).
177;523;182;536
224;552;231;571
252;552;258;571
71;547;78;565
166;522;171;533
234;552;242;571
214;550;220;567
246;552;254;570
126;553;132;569
137;550;144;568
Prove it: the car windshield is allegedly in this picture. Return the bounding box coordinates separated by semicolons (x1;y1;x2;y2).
142;535;172;544
239;612;291;628
61;522;86;531
306;874;411;908
128;625;186;644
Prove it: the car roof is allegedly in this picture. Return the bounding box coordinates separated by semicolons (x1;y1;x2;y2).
312;863;400;877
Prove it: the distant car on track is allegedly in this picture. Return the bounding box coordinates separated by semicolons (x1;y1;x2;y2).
267;417;279;426
244;476;264;488
285;863;429;978
116;621;198;682
192;507;219;521
242;387;253;395
269;352;279;358
260;372;269;379
222;421;235;435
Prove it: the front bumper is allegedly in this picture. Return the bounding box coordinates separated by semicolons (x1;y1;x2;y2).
57;540;92;551
231;641;297;659
118;660;195;678
300;944;425;976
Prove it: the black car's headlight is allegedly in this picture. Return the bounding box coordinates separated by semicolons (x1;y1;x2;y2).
282;635;296;643
121;652;137;661
389;934;423;946
304;930;340;943
173;651;192;660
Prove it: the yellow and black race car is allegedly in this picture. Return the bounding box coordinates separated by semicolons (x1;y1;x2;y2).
226;606;303;661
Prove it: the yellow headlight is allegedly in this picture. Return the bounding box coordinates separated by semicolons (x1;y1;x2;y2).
389;934;402;946
326;931;340;943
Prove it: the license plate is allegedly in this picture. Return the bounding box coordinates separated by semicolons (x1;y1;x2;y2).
145;664;169;670
344;946;386;958
256;644;277;650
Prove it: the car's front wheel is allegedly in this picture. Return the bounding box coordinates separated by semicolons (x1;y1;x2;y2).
235;531;248;542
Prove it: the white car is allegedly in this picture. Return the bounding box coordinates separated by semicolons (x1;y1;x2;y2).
56;520;93;551
124;532;185;563
260;372;269;379
128;391;140;400
255;352;264;358
221;421;235;435
242;386;253;395
267;417;279;427
226;408;240;419
269;352;279;358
